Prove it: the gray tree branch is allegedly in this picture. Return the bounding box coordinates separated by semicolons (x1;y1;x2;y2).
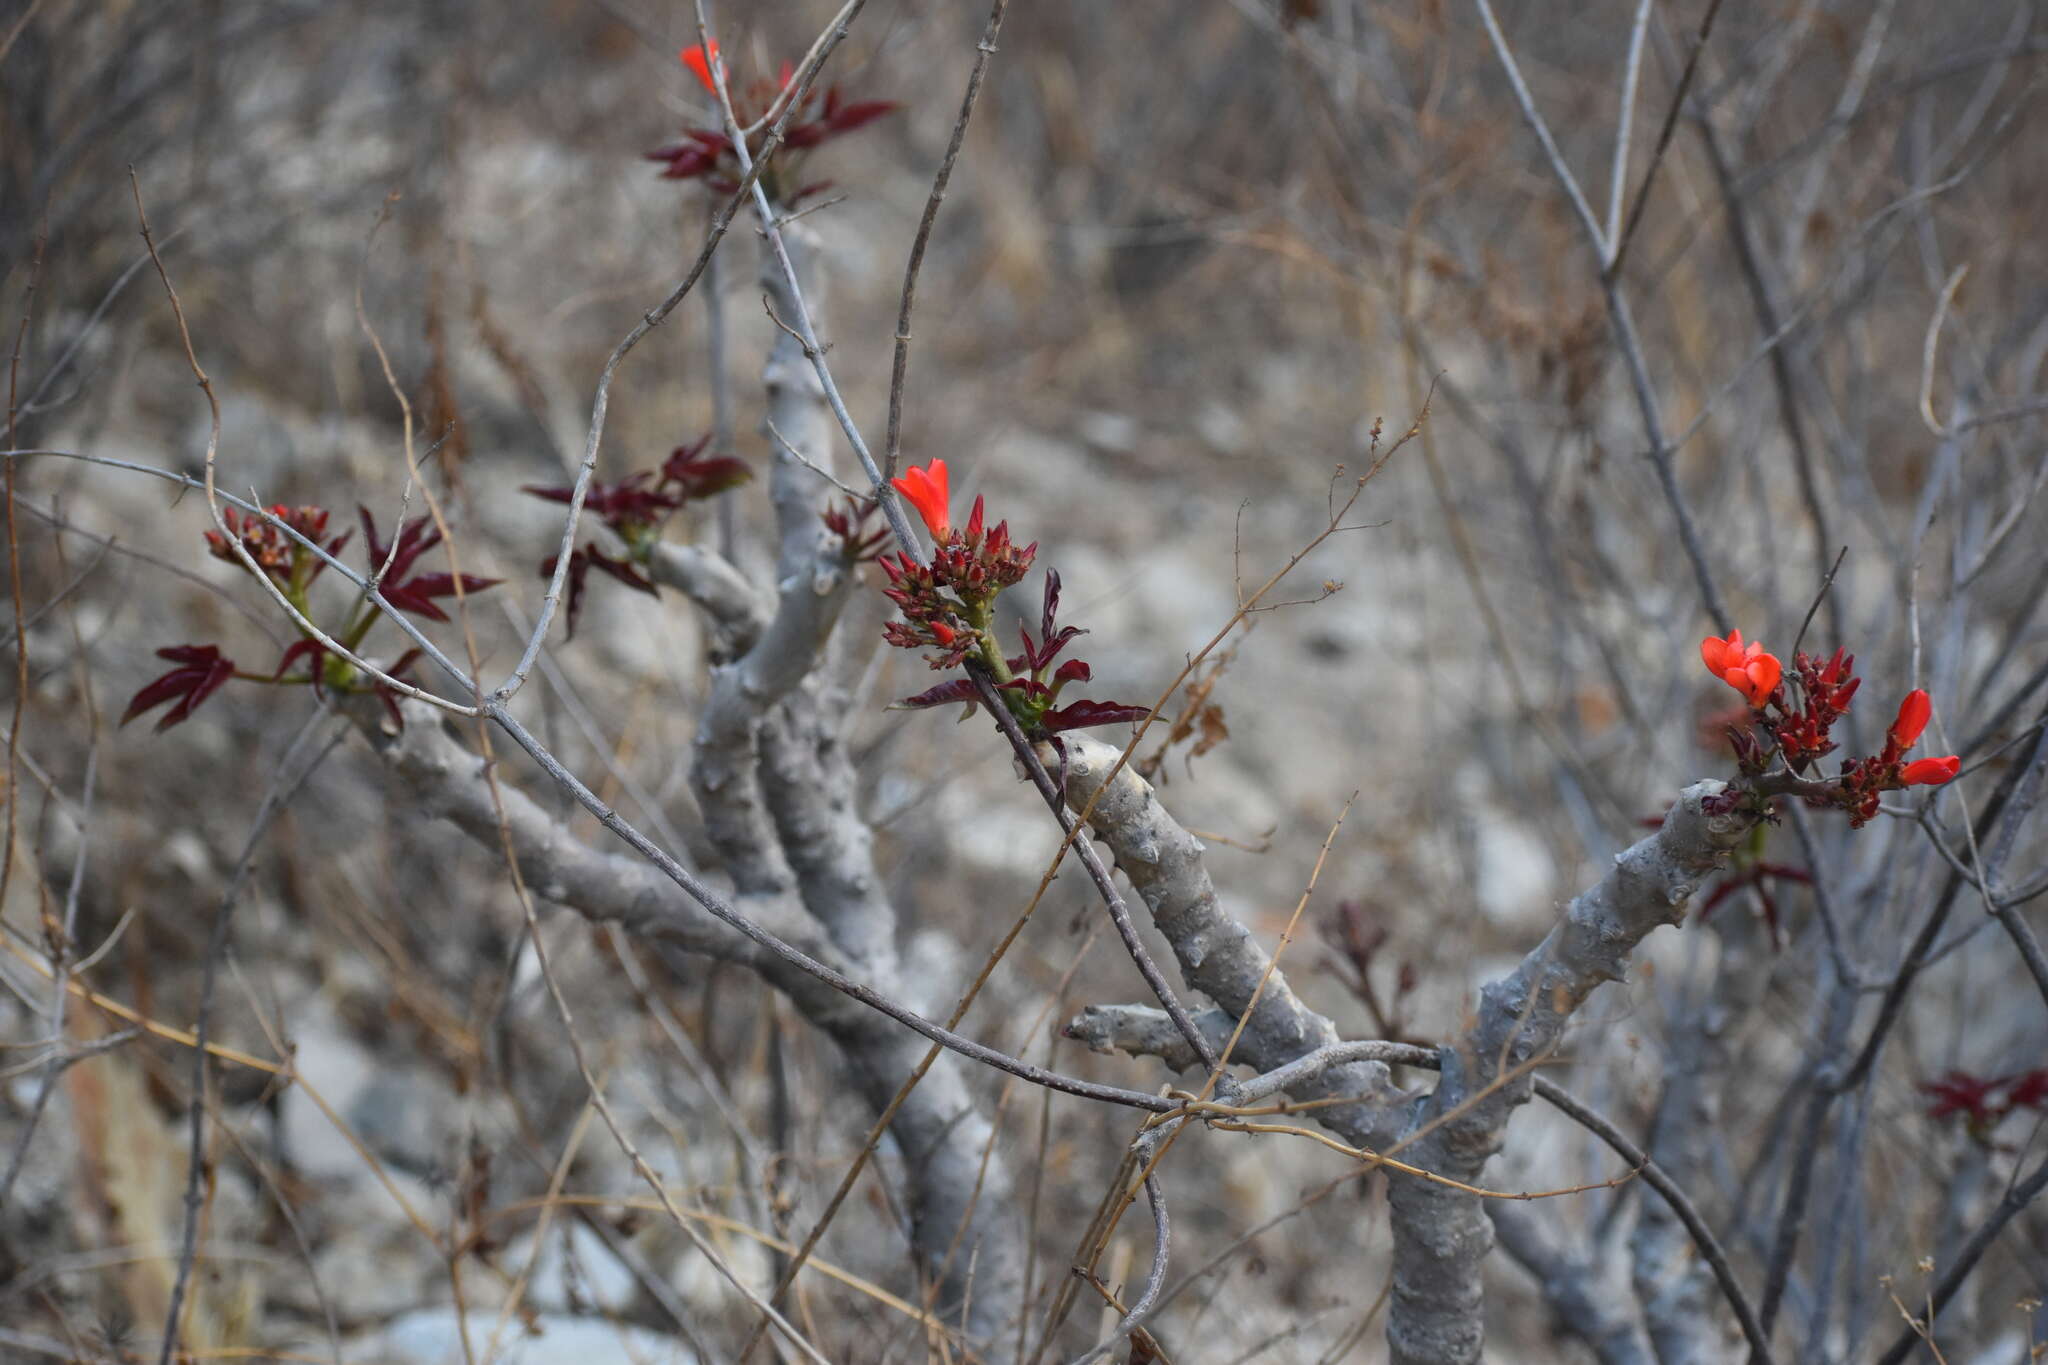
1055;737;1413;1147
1382;782;1754;1365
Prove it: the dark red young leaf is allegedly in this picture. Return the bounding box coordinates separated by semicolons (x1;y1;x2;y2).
657;151;720;180
893;678;983;711
1000;675;1050;702
1921;1070;2002;1122
584;544;657;596
825;99;899;133
540;544;654;640
380;571;503;623
373;649;424;730
272;638;331;698
1013;570;1086;671
359;505;440;586
661;451;751;502
542;551;592;640
1040;700;1151;735
123;644;237;732
822;497;890;561
361;501;500;619
522;474;679;531
2007;1069;2048;1110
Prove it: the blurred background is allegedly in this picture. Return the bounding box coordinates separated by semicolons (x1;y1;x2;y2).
3;0;2044;1359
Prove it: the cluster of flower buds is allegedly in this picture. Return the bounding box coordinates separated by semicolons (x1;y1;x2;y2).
1701;628;1958;826
645;41;899;207
877;460;1035;667
125;501;499;733
1770;647;1860;770
206;504;351;602
522;436;750;637
879;460;1148;739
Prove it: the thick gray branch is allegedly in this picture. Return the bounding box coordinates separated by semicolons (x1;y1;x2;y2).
1384;782;1753;1365
759;693;895;972
688;223;851;895
346;696;790;959
1057;738;1411;1147
648;540;770;656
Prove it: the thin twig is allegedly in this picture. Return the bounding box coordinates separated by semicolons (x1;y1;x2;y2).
1067;1176;1170;1365
1608;0;1727;280
1872;1155;2048;1365
158;714;342;1365
884;0;1009;482
1605;0;1653;252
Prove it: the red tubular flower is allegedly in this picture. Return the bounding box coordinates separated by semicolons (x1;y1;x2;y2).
1889;689;1932;749
1700;630;1781;707
891;459;951;540
1900;755;1960;786
680;41;720;94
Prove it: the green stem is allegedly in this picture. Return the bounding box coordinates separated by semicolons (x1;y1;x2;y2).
967;597;1012;686
339;605;381;654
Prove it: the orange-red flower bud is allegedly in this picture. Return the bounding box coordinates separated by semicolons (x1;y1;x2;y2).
1889;689;1932;750
680;41;721;94
1900;755;1959;786
1700;629;1781;707
891;459;950;540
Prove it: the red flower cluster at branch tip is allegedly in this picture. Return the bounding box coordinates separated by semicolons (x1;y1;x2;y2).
1699;630;1961;827
128;500;502;734
1834;686;1960;823
1701;629;1782;707
876;470;1146;740
521;434;750;637
680;40;720;93
646;42;899;208
891;457;950;540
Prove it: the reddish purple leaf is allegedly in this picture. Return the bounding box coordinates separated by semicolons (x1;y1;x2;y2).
381;571;503;623
1922;1070;2002;1123
826;99;899;133
272;638;331;697
123;644;237;732
1040;700;1151;734
894;679;982;711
